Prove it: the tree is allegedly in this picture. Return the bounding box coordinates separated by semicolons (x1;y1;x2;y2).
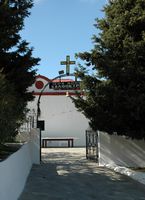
72;0;145;139
0;72;21;143
0;0;40;143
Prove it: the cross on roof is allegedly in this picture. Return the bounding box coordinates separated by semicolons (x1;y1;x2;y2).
60;55;76;75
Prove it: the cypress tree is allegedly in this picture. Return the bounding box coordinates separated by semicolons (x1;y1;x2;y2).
73;0;145;139
0;0;40;143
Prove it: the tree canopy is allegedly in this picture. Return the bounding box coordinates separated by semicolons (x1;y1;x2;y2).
73;0;145;139
0;0;40;143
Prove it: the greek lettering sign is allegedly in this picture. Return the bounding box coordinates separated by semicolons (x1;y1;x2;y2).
49;81;80;90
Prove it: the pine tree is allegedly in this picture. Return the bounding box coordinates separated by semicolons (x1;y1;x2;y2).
73;0;145;139
0;0;40;143
0;72;20;143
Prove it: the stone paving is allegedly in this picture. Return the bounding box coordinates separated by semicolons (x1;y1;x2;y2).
19;148;145;200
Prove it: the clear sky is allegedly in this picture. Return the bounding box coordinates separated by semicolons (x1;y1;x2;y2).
21;0;107;78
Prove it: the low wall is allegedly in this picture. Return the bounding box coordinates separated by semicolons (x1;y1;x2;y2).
30;128;40;164
0;128;40;200
98;131;145;167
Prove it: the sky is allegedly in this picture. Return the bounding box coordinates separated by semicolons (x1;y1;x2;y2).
21;0;108;78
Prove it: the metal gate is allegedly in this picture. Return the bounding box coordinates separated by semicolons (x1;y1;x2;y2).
86;129;98;161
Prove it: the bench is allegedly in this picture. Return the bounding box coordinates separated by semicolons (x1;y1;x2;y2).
42;137;74;148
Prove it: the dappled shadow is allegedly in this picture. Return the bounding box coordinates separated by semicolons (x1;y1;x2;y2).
19;148;145;200
99;132;145;167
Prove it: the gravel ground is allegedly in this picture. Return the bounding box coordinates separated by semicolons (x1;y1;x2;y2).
19;148;145;200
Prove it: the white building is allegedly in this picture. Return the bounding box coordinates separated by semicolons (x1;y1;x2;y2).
28;75;88;147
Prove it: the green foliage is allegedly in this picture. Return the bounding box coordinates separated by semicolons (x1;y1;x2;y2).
0;73;20;143
73;0;145;139
0;0;40;143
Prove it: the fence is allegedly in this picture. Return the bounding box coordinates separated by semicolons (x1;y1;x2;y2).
86;129;145;167
17;110;37;143
86;129;98;161
18;110;37;134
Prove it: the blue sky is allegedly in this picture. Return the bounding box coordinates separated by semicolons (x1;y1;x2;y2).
21;0;107;78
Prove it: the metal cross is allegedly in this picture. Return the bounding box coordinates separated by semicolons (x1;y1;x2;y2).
60;55;76;75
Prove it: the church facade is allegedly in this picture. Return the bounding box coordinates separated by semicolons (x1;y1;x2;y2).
27;75;88;147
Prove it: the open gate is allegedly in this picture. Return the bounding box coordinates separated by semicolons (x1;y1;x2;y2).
86;129;98;161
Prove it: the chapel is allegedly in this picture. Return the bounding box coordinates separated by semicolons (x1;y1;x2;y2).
27;74;88;147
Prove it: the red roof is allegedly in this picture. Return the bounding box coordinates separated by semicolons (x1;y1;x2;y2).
36;75;74;83
36;75;50;82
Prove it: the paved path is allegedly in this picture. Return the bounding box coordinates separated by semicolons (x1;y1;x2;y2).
19;148;145;200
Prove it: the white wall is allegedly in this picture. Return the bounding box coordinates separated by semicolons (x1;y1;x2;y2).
30;128;40;164
28;96;88;146
0;128;40;200
98;131;145;167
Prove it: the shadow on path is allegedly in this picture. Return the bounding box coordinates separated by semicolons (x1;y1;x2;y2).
19;148;145;200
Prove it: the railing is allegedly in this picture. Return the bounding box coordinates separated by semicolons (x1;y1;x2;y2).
17;110;37;142
86;129;98;161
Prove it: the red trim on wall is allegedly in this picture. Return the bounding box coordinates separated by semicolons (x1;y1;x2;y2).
52;79;74;82
33;92;82;96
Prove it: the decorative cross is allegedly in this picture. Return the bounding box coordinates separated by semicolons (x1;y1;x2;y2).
60;55;76;75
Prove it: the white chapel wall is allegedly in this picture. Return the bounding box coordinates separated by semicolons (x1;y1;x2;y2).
28;95;88;146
